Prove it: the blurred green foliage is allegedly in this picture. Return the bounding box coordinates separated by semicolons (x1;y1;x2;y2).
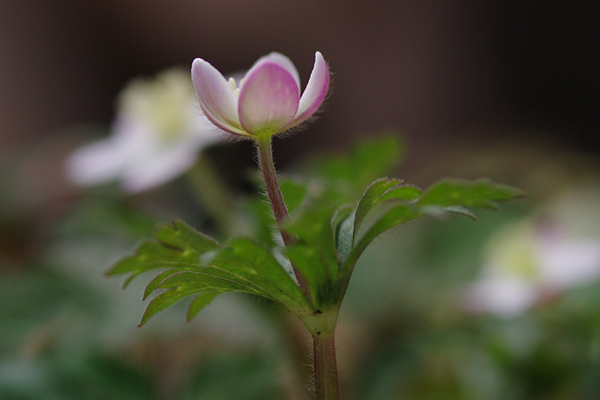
2;134;600;399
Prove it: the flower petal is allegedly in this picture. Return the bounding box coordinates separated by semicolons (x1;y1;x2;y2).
539;241;600;287
191;58;245;135
65;118;146;185
463;278;537;317
250;52;301;90
288;51;330;129
122;141;198;193
238;61;300;136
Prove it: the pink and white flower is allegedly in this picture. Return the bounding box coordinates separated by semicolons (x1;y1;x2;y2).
66;69;221;193
191;52;330;139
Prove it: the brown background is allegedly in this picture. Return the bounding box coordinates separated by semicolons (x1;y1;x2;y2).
1;1;598;179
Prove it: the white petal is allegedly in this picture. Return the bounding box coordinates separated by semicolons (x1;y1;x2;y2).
539;241;600;287
121;144;198;193
464;278;537;318
65;118;144;185
191;58;245;135
288;51;330;129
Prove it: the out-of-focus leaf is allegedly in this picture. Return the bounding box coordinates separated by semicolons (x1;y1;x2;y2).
279;178;309;214
419;179;525;210
420;205;478;221
313;135;404;189
246;177;310;247
182;351;285;400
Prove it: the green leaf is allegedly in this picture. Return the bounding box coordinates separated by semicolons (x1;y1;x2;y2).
418;179;525;209
340;178;523;278
317;135;404;184
107;219;218;286
158;270;260;294
139;285;207;327
379;184;422;203
343;203;421;275
443;205;478;220
108;220;315;326
187;292;220;321
143;269;175;300
208;238;313;314
331;204;355;263
353;178;419;242
284;206;343;308
279;177;310;214
138;237;316;324
246;177;311;247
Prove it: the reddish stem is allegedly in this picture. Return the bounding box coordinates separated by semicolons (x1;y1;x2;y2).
256;137;309;296
313;333;340;400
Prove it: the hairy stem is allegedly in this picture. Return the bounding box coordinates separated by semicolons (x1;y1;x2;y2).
313;333;340;400
256;137;309;296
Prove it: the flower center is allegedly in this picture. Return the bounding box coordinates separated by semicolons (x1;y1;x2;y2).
119;70;193;142
228;77;246;97
485;223;540;280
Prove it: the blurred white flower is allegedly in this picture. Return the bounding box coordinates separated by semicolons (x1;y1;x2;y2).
66;69;221;193
463;219;600;318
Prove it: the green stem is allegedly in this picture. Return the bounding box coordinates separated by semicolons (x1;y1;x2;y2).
313;333;340;400
256;137;309;296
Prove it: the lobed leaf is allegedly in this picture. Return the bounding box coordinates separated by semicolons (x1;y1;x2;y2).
108;220;316;326
207;238;314;313
343;203;421;276
418;179;524;209
187;292;220;321
144;269;176;300
353;179;403;242
284;206;343;308
107;219;218;287
139;285;209;327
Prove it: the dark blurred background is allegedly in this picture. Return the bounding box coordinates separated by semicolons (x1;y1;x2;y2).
2;1;599;159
